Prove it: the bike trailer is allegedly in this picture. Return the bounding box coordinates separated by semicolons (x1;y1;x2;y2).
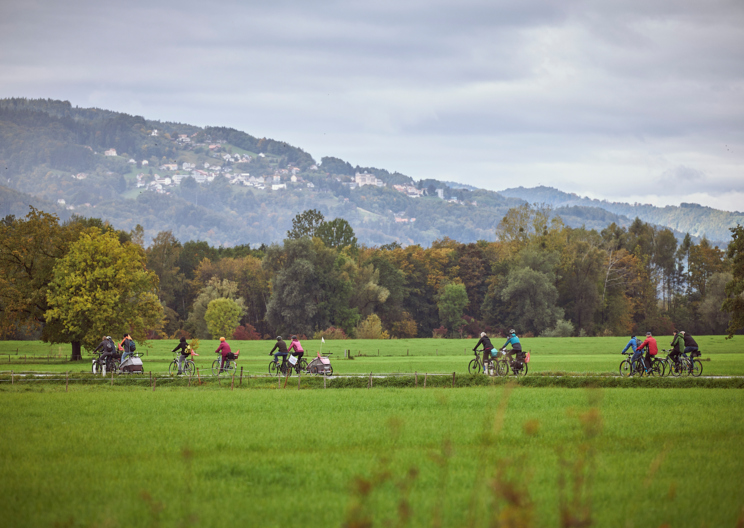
691;350;702;358
308;356;332;375
120;355;144;373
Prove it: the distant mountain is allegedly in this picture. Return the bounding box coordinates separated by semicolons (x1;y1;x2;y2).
0;97;739;247
500;186;743;245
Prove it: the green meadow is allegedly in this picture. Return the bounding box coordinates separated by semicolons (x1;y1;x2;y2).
1;336;742;376
0;385;742;527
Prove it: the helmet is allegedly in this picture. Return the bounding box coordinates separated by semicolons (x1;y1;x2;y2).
219;337;226;342
291;335;297;340
105;336;111;340
509;329;515;335
680;331;685;335
646;332;652;336
277;336;282;341
480;332;486;338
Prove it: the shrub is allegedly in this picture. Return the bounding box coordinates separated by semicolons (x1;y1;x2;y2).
355;314;389;340
232;324;261;340
391;318;417;339
313;326;348;340
432;326;447;339
540;319;575;337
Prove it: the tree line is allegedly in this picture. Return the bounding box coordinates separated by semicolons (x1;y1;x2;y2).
2;205;742;360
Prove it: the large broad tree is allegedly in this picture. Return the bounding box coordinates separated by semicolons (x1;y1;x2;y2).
45;227;163;360
316;218;358;252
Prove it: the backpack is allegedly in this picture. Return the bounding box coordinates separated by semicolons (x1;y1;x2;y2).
129;340;136;352
104;340;114;353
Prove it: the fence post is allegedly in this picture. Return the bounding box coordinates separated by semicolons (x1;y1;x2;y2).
424;373;427;388
66;371;69;392
11;370;13;385
415;371;418;388
240;366;244;387
452;371;455;388
297;371;301;390
369;372;373;389
324;373;327;389
197;368;201;385
149;371;152;387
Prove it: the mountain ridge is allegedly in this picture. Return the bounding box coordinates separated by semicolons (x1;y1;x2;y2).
0;97;739;247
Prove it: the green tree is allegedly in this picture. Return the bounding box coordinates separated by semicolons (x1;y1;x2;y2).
723;225;744;338
204;298;243;339
45;228;163;359
186;278;246;339
499;267;564;336
316;218;358;251
287;209;325;239
437;283;469;336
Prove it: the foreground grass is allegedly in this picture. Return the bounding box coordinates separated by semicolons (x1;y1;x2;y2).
1;336;742;377
0;385;742;527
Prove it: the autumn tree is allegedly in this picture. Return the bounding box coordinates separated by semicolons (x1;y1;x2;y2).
45;227;163;360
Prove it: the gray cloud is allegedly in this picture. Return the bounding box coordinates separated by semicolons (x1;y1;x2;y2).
1;0;743;211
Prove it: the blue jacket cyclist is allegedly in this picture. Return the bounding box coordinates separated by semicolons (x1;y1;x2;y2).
622;335;642;369
503;329;525;369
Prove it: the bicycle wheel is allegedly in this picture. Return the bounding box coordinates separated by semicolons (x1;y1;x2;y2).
691;359;703;377
619;359;632;377
468;358;481;375
184;360;195;376
169;359;179;376
212;359;221;376
224;361;237;376
496;360;509;376
268;361;279;376
656;359;667;377
327;365;334;376
299;358;308;373
91;359;98;374
281;362;293;377
650;360;662;377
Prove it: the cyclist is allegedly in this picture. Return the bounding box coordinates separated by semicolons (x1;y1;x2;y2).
171;336;191;375
503;329;525;370
669;331;684;367
473;332;494;374
288;335;304;365
621;335;641;372
269;336;289;369
681;331;699;371
94;336;116;367
215;337;233;372
636;332;658;370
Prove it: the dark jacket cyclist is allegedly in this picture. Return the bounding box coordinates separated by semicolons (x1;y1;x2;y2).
473;332;494;374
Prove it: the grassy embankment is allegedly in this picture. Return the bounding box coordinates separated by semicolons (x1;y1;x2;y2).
1;336;742;377
0;386;742;527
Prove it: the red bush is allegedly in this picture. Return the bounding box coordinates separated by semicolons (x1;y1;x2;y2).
233;324;261;340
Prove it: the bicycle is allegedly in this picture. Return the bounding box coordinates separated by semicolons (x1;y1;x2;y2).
499;348;528;377
688;350;704;377
619;351;662;377
659;349;689;377
470;348;507;376
212;353;238;376
91;352;120;375
288;353;308;375
169;352;195;376
269;355;292;377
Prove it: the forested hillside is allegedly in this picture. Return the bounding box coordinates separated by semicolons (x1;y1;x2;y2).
500;186;744;245
2;97;740;248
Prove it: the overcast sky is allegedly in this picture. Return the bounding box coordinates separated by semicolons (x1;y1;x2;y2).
2;0;743;211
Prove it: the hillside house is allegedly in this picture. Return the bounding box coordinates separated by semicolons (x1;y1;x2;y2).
105;148;117;156
160;164;178;171
128;158;136;164
272;183;287;191
142;160;149;166
393;184;423;198
355;172;384;187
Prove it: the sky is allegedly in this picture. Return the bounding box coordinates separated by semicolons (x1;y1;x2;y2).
1;0;743;212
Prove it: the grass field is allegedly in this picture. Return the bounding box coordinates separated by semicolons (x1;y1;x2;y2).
1;336;742;377
0;384;742;527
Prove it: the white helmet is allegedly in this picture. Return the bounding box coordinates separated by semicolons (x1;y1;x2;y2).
480;332;487;338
